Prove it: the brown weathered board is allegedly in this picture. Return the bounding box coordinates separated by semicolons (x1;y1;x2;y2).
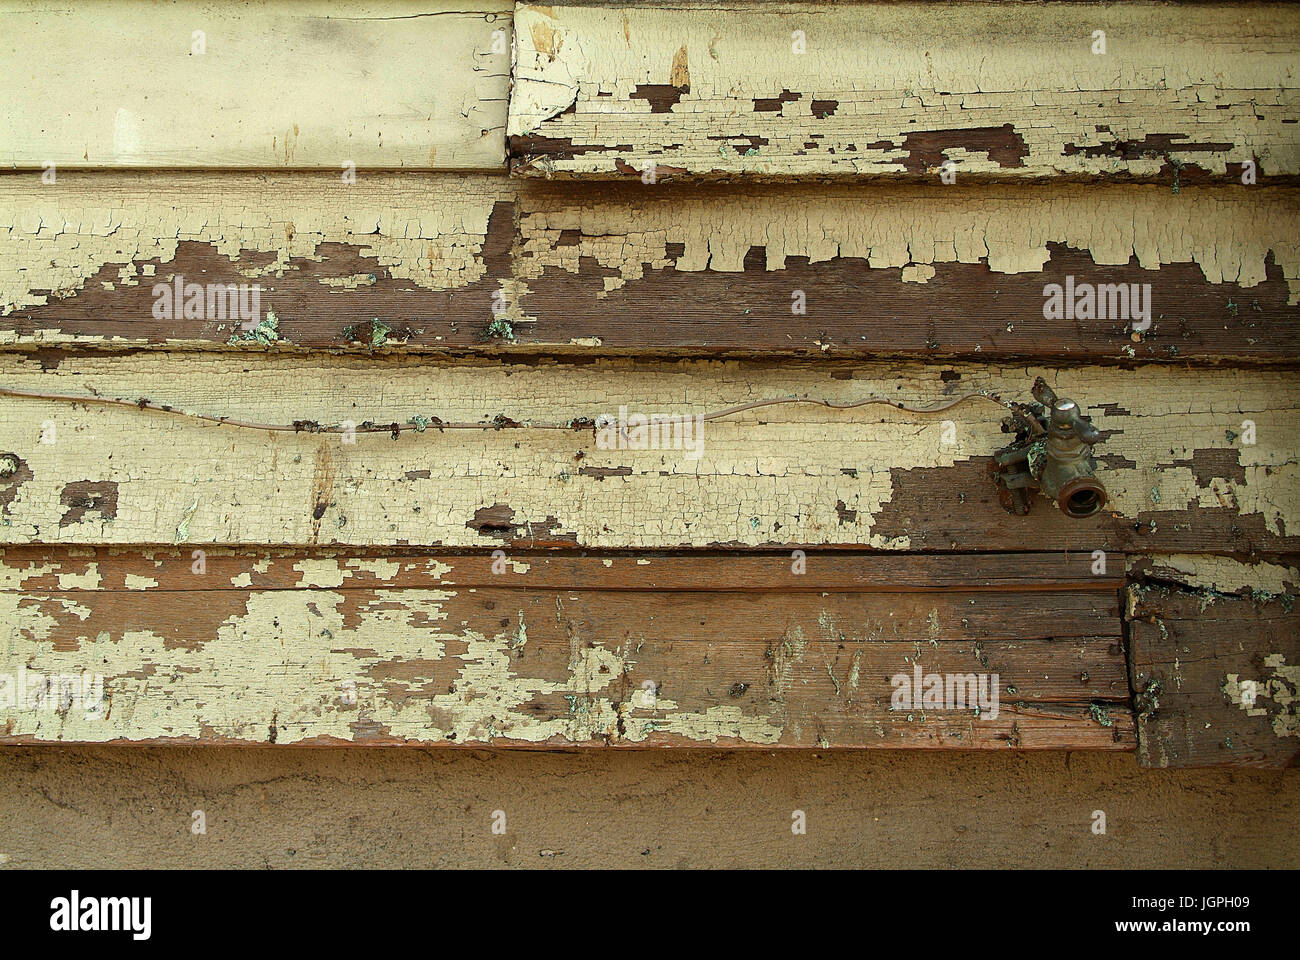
0;548;1132;748
509;3;1300;182
1127;572;1299;768
3;175;1297;363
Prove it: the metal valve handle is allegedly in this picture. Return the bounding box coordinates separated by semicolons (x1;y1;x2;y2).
992;378;1107;518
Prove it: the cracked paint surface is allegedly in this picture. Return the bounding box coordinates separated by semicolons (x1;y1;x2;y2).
1225;656;1299;741
0;354;1293;551
509;3;1300;181
0;174;514;322
514;182;1300;303
4;177;1296;357
0;585;667;744
1133;554;1300;596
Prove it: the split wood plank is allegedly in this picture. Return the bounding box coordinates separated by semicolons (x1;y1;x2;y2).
2;174;1297;363
0;354;1293;556
0;548;1132;748
1127;563;1299;768
1128;553;1300;598
0;0;511;170
508;2;1300;182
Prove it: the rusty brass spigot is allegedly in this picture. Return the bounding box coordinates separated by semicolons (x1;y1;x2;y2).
991;378;1107;518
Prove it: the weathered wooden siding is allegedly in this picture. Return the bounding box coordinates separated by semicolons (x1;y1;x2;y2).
3;175;1297;363
509;3;1300;181
1;0;1297;765
0;0;512;169
0;356;1292;554
1126;556;1299;767
0;549;1130;747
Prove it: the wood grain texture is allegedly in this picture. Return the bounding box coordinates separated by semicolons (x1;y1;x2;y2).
508;2;1300;182
0;548;1131;748
2;174;1297;363
0;546;1127;591
0;354;1293;555
1127;569;1299;768
0;0;511;169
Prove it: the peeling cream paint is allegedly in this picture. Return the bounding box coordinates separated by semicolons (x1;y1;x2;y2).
4;178;1296;336
517;184;1300;302
0;585;786;744
55;565;100;591
293;559;348;589
649;703;781;745
1135;555;1300;595
1225;656;1299;739
0;555;1134;749
346;558;412;581
0;355;1294;549
0;174;514;318
510;4;1300;181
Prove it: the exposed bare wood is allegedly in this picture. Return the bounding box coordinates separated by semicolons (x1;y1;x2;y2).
508;3;1300;182
2;174;1297;363
0;548;1131;747
1127;569;1299;767
0;354;1292;555
0;0;511;169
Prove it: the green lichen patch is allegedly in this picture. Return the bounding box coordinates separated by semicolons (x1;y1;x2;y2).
228;310;281;346
369;319;392;348
483;317;515;341
340;318;407;349
1135;678;1163;720
1088;703;1114;727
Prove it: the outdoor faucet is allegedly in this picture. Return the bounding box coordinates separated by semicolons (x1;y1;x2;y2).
991;378;1107;518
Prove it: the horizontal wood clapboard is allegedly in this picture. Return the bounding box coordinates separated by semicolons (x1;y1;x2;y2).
2;174;1297;364
509;2;1300;182
0;355;1291;556
0;0;512;169
0;549;1132;748
1128;578;1299;768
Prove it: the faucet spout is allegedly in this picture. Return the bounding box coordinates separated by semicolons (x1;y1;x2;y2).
991;380;1107;518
